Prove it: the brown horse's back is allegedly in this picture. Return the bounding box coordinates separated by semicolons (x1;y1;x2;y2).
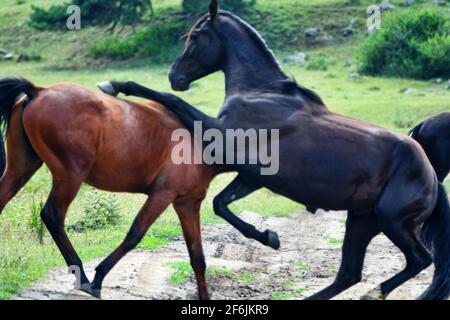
22;83;213;196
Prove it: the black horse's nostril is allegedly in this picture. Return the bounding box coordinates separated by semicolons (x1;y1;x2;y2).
169;73;189;91
173;75;186;85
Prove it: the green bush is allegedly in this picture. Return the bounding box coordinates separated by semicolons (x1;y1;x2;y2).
29;0;152;31
358;9;450;79
182;0;256;14
28;4;68;30
67;189;122;232
89;22;186;63
419;34;450;78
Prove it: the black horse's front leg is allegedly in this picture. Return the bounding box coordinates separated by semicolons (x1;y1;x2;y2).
213;175;280;250
97;80;221;134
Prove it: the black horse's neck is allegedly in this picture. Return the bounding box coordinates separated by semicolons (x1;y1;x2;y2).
217;14;288;96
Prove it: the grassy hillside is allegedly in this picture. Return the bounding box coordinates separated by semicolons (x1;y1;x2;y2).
3;0;445;68
0;0;449;299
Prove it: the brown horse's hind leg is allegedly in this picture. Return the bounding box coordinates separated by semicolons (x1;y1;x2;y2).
90;190;176;298
174;200;209;300
40;176;93;294
0;160;42;213
307;213;380;300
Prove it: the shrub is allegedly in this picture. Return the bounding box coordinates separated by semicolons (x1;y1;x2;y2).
358;9;450;79
89;21;186;63
182;0;256;15
67;189;121;232
419;34;450;78
29;0;152;31
28;4;68;31
28;197;45;245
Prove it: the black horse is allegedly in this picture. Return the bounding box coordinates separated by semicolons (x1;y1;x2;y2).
410;112;449;183
98;1;450;300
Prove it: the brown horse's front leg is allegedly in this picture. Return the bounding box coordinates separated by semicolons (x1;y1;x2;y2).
174;200;209;300
91;190;176;299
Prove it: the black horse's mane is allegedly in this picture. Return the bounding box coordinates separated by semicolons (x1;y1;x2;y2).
184;11;325;105
220;12;324;105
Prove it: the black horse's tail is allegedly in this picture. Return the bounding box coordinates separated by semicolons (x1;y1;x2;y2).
409;121;424;140
420;183;450;300
0;77;39;174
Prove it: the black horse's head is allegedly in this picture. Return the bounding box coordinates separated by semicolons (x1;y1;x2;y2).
169;0;224;91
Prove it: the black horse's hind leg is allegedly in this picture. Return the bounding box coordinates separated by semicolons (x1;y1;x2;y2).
306;213;380;300
41;177;93;295
361;166;434;300
213;175;280;250
361;223;432;300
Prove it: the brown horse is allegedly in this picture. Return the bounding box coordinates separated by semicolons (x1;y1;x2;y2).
0;77;221;300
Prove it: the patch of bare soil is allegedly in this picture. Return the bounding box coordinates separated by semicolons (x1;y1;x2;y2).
16;210;436;300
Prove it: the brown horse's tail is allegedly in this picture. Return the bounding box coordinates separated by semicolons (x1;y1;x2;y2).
0;77;39;135
420;183;450;300
0;77;40;173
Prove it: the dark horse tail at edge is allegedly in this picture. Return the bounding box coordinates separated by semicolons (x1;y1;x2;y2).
420;183;450;299
409;113;450;183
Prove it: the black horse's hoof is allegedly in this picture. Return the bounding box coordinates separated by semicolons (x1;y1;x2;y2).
97;81;117;97
79;283;101;299
92;289;102;299
265;229;280;250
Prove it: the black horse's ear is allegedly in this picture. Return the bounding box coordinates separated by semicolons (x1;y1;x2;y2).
209;0;219;20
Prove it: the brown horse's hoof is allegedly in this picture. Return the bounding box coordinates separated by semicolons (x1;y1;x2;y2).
360;286;386;300
97;81;117;97
265;229;280;250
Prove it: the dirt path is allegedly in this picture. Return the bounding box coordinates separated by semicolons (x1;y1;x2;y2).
16;210;435;300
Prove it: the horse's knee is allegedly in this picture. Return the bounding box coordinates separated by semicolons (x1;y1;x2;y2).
40;203;62;229
213;196;225;217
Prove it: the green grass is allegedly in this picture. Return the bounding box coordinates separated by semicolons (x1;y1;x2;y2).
294;262;311;270
271;287;308;300
167;262;238;285
326;237;344;246
167;261;192;285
